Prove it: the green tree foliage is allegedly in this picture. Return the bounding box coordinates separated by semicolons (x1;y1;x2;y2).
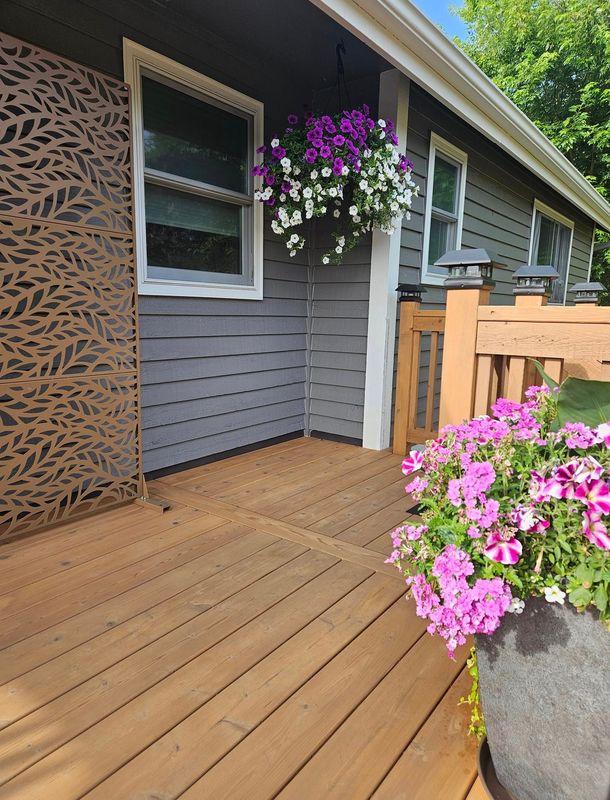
455;0;610;295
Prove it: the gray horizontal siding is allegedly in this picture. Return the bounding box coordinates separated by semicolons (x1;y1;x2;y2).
393;84;596;433
139;237;308;471
307;236;372;442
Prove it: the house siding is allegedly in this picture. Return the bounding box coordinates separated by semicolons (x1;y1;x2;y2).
308;252;371;441
395;84;596;430
2;0;311;473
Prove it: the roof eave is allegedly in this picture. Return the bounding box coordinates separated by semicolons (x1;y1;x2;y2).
310;0;610;230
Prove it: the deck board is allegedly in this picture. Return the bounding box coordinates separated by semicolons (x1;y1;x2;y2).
0;437;475;799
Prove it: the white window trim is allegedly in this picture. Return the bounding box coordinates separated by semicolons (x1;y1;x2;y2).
528;199;575;305
123;39;264;299
420;132;468;286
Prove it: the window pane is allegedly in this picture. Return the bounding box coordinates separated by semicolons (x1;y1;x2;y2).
142;77;249;193
432;155;458;213
533;212;571;303
428;216;452;266
535;215;557;265
145;183;241;275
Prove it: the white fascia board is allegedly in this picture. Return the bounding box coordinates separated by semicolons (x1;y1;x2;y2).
309;0;610;231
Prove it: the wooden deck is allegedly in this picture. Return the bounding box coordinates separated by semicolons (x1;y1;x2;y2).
0;437;479;799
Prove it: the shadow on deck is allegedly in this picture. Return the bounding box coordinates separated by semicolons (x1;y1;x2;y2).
0;436;479;799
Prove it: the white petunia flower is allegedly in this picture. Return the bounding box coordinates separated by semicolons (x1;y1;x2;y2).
310;170;318;180
270;138;280;148
289;233;299;244
335;245;342;254
544;586;566;605
378;119;386;128
333;209;340;218
508;597;525;614
322;256;330;264
290;249;296;257
302;187;313;199
328;187;338;197
348;205;358;216
321;167;332;178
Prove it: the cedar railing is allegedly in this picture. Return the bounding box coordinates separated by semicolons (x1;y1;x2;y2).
392;301;446;454
393;286;610;455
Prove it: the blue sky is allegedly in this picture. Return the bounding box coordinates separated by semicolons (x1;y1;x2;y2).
412;0;468;40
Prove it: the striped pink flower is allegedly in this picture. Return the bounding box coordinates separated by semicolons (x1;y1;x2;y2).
582;512;610;550
483;532;523;565
574;478;610;515
402;450;424;476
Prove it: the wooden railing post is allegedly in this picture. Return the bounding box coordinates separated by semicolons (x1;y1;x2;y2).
392;288;422;455
439;284;493;428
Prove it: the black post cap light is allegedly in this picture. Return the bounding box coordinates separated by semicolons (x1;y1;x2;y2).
569;281;606;305
435;248;498;289
395;283;426;303
512;264;560;296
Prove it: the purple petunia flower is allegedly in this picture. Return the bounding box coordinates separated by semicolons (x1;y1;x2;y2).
332;157;344;176
256;145;267;154
265;174;275;186
271;146;286;159
305;148;318;164
287;113;299;124
340;118;354;135
332;134;345;146
319;145;332;159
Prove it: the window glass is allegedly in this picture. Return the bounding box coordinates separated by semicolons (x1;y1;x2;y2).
533;211;572;303
145;184;241;275
432;156;458;213
142;76;249;193
428;217;450;267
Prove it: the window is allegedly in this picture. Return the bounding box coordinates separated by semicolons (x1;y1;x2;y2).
421;133;468;285
529;200;574;304
123;40;264;298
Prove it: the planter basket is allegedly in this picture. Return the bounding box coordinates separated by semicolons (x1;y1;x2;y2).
476;597;610;800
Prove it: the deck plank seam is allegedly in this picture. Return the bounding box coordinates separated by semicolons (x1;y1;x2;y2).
150;484;403;580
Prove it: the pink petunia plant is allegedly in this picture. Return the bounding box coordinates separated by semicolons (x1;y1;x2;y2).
388;384;610;667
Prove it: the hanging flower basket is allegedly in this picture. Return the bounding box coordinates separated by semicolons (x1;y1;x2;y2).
252;107;418;264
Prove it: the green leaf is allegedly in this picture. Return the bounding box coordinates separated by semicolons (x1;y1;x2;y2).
557;377;610;428
594;584;608;613
530;359;560;389
574;564;595;585
569;586;592;607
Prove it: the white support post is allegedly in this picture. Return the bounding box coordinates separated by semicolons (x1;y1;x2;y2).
362;69;410;450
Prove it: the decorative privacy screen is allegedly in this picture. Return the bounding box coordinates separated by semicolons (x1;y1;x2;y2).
0;32;141;538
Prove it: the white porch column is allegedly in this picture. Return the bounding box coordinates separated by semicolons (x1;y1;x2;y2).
362;69;410;450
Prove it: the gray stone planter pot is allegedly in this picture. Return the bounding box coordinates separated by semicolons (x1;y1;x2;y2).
476;597;610;800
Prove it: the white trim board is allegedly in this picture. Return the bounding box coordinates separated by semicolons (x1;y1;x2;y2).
309;0;610;231
420;132;468;287
123;39;264;300
362;69;410;450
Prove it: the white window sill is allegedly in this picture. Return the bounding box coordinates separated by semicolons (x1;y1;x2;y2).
138;277;263;300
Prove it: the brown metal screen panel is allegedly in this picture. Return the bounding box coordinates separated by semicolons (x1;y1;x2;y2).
0;32;141;538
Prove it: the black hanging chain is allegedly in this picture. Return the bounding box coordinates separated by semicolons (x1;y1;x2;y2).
336;39;351;112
